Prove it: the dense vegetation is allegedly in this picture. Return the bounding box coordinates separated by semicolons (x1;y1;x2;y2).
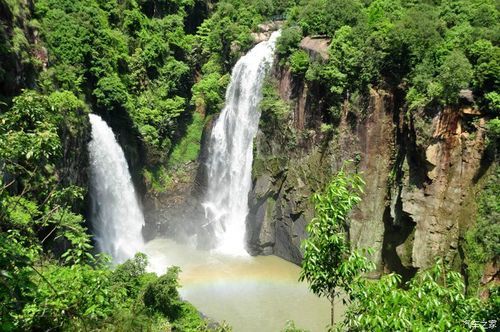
0;0;280;329
0;0;297;189
277;0;499;115
341;262;498;331
1;0;498;330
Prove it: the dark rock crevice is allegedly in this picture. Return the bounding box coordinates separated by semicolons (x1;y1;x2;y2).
382;203;418;282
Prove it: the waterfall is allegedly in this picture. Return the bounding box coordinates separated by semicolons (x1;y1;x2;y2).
88;114;144;263
202;30;281;255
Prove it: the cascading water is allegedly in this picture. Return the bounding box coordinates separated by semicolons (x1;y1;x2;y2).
202;30;281;255
88;114;144;263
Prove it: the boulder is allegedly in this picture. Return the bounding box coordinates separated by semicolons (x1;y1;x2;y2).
299;36;330;60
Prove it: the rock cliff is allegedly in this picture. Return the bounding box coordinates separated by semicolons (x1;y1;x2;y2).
247;41;492;277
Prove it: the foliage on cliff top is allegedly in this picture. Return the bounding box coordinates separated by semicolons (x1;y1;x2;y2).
278;0;499;113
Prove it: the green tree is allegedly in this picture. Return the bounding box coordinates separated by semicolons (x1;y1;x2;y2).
289;49;309;75
276;25;303;59
299;165;373;326
314;25;361;95
93;74;129;111
143;266;183;320
438;50;473;104
292;0;362;37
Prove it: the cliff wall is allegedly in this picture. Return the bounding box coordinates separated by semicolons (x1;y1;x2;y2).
248;49;491;277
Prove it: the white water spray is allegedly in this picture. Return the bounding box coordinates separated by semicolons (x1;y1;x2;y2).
88;114;144;263
202;31;281;255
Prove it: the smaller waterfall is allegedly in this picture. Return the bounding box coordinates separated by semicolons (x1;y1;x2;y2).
88;114;144;263
202;31;281;255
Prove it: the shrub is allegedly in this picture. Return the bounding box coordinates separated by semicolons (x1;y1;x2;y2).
143;266;183;320
276;25;303;59
289;49;309;75
93;75;128;111
341;261;488;331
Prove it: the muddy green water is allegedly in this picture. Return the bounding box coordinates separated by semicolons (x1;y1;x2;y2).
143;238;339;332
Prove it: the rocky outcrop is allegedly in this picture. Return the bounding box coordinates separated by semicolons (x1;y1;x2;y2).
142;161;205;243
251;21;283;43
57;113;92;213
248;141;335;262
347;89;396;276
299;37;330;60
480;261;500;299
142;116;215;247
392;107;487;271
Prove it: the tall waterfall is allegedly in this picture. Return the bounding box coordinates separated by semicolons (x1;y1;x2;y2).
203;30;281;255
88;114;144;263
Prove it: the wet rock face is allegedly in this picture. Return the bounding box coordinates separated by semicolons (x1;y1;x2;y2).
58;116;91;191
247;146;329;264
142;115;218;249
44;112;92;225
142;160;209;246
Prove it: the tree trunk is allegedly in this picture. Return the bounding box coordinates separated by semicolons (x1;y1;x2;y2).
330;297;335;326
